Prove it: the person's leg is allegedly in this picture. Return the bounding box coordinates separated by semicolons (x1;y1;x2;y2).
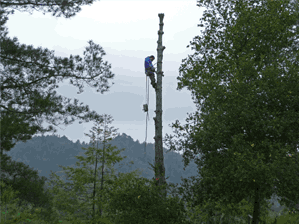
149;72;156;83
146;71;157;89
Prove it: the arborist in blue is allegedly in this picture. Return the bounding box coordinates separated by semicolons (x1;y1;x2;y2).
144;55;157;90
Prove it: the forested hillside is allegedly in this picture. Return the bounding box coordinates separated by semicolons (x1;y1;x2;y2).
2;133;287;219
3;133;198;190
1;133;200;218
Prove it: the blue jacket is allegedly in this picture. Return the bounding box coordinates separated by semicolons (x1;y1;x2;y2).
144;57;154;72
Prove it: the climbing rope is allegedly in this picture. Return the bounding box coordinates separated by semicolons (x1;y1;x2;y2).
143;62;156;155
144;74;150;154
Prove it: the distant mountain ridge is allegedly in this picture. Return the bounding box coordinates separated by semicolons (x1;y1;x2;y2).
3;133;200;195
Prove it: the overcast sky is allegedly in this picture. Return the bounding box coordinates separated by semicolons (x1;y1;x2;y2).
4;0;207;155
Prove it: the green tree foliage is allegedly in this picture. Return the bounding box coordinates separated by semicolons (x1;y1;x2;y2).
42;114;144;223
0;180;54;224
0;152;58;222
1;2;115;221
0;0;114;154
1;0;98;19
0;104;41;155
164;0;299;223
171;173;275;223
106;176;192;224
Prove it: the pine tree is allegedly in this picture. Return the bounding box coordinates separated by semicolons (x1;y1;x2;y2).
0;1;115;154
43;114;143;223
1;2;115;219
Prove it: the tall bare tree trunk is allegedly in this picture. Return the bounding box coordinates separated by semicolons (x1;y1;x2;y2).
153;13;167;199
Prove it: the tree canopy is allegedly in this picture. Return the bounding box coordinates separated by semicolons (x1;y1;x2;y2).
0;0;114;153
1;0;98;19
0;1;115;221
0;153;55;216
164;0;299;223
42;114;144;223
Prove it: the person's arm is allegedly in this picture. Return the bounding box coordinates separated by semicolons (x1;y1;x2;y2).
149;61;154;69
149;60;155;71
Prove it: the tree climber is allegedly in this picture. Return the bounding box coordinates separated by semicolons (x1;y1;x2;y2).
144;55;157;89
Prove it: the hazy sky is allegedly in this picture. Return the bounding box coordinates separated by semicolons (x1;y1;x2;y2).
5;0;206;154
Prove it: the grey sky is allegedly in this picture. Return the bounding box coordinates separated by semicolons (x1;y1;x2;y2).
5;1;205;155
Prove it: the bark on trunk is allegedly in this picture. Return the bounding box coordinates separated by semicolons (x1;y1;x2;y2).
153;13;167;199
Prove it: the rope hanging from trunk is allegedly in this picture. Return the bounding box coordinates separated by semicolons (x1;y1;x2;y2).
144;75;150;154
143;62;156;155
